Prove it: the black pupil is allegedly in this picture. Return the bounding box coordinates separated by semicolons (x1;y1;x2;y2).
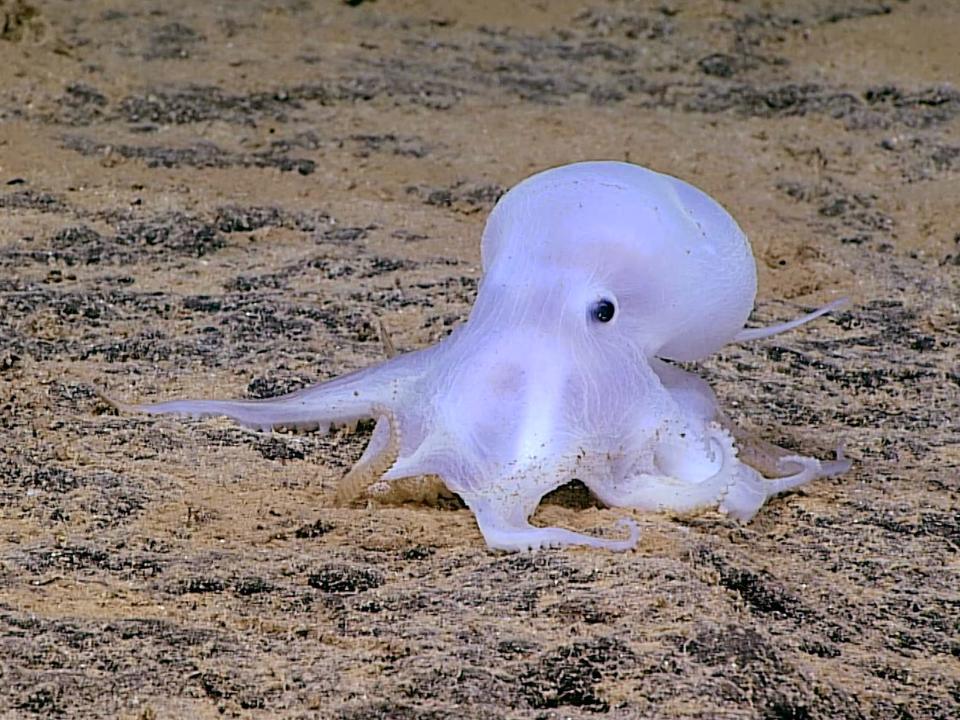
593;299;615;323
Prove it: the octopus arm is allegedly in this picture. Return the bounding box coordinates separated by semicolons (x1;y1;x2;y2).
112;348;433;433
588;424;850;521
335;413;400;506
465;495;640;552
734;298;848;343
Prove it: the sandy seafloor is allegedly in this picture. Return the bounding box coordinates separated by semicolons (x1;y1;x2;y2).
0;0;958;717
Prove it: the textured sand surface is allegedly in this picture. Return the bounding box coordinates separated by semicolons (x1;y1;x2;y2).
0;1;957;717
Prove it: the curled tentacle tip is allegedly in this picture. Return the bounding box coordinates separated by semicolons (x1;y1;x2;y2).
830;443;853;475
612;516;641;550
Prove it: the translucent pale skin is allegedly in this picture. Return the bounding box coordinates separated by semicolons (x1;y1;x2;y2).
119;161;850;552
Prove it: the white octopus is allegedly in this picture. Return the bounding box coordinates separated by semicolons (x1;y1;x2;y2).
119;161;851;552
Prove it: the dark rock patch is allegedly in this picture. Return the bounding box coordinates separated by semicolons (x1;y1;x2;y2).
256;436;306;461
406;182;504;213
143;22;204;61
215;204;328;233
521;637;633;712
176;576;227;594
318;225;376;245
246;372;314;399
347;133;432;158
19;542;165;577
62;135;316;175
0;189;66;212
119;85;304;126
294;518;334;539
308;566;383;594
56;83;109;126
114;213;224;256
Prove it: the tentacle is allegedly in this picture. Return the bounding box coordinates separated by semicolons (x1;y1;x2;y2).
734;298;848;343
464;496;640;552
109;348;433;433
717;411;851;483
335;408;400;507
650;358;721;424
716;411;797;478
768;445;851;494
719;443;851;521
590;423;849;522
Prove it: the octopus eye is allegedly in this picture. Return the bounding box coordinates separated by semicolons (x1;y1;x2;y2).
591;298;616;323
